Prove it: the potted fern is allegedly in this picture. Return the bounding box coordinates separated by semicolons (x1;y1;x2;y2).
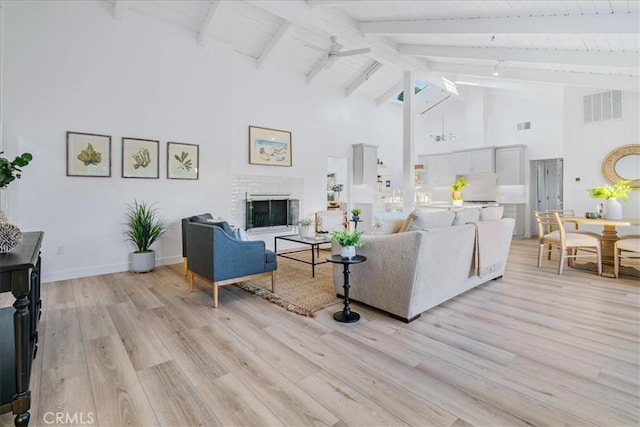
125;200;168;273
332;228;364;259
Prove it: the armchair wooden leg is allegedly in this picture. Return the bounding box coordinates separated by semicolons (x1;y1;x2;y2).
212;282;219;308
183;257;188;276
188;271;195;292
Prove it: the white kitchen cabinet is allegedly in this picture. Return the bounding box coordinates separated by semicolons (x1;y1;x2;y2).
352;143;378;187
453;147;494;175
424;153;455;186
495;145;525;185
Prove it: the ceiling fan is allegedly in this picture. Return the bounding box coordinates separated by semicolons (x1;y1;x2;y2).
306;36;371;68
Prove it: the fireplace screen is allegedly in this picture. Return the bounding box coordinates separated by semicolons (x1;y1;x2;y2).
246;195;298;231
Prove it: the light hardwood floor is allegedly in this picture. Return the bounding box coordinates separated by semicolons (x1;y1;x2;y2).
1;238;638;426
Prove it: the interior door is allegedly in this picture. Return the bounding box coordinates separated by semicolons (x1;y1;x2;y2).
532;158;563;233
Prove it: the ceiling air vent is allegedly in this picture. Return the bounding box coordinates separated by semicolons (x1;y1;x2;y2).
583;90;623;124
517;121;531;131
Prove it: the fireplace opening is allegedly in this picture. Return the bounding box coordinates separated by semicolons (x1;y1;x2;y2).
245;193;299;232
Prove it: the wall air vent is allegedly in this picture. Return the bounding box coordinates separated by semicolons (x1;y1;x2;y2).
516;121;531;131
583;90;622;124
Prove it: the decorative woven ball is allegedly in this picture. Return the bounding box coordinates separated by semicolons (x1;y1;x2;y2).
0;222;22;253
0;211;7;224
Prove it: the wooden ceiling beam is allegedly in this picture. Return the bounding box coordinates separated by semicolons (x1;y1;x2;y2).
361;13;640;35
257;22;291;70
429;62;639;92
398;45;639;69
198;1;221;46
345;61;382;97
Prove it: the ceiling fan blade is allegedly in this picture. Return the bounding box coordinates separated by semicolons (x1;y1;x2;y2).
337;47;371;57
305;43;329;53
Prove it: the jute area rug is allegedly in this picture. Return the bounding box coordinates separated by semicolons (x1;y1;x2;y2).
238;249;341;317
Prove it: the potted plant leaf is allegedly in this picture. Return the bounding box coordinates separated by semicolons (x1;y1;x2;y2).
587;179;632;220
450;177;468;206
332;228;364;259
0;151;33;214
125;200;168;273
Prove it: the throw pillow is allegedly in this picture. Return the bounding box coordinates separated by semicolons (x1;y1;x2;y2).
480;206;504;220
453;208;481;225
232;227;250;241
371;212;409;235
404;209;456;231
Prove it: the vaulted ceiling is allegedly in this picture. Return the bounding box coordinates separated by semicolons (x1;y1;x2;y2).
110;0;640;103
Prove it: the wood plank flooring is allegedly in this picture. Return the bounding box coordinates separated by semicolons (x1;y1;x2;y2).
1;238;638;426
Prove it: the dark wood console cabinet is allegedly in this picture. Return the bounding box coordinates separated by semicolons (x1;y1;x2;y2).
0;231;44;426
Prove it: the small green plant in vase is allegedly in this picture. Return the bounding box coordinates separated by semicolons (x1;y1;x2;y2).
587;179;632;220
450;177;468;205
350;208;362;230
332;228;364;259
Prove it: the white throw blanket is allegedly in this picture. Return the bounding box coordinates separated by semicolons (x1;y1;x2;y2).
472;220;504;278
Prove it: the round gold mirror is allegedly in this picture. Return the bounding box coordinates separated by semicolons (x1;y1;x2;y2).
601;144;640;189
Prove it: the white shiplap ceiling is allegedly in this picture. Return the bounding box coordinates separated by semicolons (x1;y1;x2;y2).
111;0;640;103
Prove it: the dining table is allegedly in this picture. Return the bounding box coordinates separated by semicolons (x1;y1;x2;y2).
561;216;640;278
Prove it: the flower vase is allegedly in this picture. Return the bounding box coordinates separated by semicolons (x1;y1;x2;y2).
604;198;623;220
340;245;356;259
298;225;310;237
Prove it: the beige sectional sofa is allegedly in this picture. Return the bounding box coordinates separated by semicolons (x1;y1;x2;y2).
332;207;515;322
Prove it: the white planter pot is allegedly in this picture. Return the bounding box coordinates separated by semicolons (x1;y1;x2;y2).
131;250;155;273
451;199;463;207
340;245;356;259
603;198;623;220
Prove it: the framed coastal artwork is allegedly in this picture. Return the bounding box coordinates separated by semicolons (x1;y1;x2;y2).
249;126;292;167
167;141;199;180
66;131;112;177
121;137;159;179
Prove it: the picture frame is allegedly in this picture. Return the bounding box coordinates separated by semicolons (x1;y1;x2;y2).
249;125;292;167
66;131;112;177
167;142;199;180
121;137;159;179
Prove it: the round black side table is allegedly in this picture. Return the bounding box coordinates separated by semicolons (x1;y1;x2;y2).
326;254;366;323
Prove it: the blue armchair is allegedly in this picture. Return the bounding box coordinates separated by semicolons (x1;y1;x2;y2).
185;222;277;307
181;213;231;275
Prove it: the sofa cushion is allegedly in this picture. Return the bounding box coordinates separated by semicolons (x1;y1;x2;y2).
453;208;481;225
371;212;408;235
403;209;456;232
480;206;504;220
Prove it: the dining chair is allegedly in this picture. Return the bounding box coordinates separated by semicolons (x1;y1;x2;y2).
614;235;640;278
534;211;602;275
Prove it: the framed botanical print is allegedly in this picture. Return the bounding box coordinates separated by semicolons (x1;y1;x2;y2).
167;142;199;180
249;126;292;167
121;137;159;179
66;131;112;177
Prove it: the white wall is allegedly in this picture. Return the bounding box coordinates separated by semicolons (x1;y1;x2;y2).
563;87;639;230
2;1;402;282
